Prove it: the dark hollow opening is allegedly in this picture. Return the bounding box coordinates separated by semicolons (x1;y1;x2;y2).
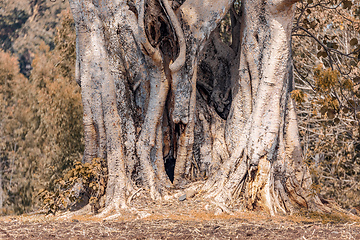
164;155;176;183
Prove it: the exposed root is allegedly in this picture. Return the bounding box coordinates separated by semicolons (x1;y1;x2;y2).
136;141;161;200
103;213;123;221
102;208;151;221
211;201;233;215
127;188;144;205
135;210;152;219
136;65;169;200
201;126;250;203
56;205;93;220
155;123;173;186
97;201;127;218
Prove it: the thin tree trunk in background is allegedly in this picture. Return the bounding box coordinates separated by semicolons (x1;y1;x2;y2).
0;164;3;210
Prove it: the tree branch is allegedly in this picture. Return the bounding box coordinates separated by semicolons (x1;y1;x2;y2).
161;0;186;73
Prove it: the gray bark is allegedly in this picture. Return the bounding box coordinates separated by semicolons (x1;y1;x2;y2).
69;0;324;215
202;0;324;214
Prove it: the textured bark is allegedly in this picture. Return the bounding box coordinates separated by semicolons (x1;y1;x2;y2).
69;0;324;215
202;0;323;214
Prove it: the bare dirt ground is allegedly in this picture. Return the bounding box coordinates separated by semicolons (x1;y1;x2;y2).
1;217;360;240
1;192;359;239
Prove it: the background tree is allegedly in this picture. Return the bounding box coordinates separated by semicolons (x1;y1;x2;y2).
0;11;83;215
292;0;360;209
0;50;28;213
0;0;69;76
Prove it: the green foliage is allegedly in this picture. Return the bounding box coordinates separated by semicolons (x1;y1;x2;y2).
39;158;107;214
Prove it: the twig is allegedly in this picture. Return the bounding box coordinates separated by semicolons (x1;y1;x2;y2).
127;188;143;205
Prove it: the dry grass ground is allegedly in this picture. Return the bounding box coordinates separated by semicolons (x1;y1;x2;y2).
1;192;359;239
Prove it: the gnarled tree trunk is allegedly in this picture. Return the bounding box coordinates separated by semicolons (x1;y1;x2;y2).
69;0;324;215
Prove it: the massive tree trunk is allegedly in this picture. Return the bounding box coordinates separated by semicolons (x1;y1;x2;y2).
69;0;324;215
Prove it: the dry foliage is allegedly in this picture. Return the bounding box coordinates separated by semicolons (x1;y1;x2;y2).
0;11;83;215
39;158;107;214
292;0;360;209
0;0;70;76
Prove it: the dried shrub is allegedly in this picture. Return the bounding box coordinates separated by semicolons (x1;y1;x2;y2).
39;158;107;214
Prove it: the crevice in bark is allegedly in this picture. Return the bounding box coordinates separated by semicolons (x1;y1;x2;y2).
197;28;235;120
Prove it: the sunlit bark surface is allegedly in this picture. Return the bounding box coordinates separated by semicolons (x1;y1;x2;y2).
69;0;324;215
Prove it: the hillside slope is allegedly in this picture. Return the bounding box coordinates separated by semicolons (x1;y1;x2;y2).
0;0;70;76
